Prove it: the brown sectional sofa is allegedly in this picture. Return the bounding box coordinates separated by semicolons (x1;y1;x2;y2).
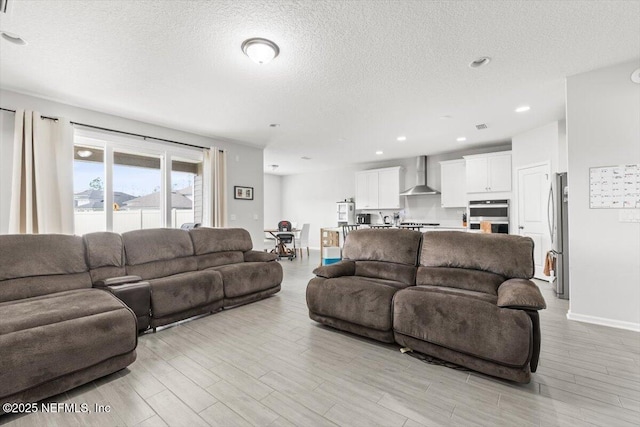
307;229;546;383
0;234;138;411
0;227;282;411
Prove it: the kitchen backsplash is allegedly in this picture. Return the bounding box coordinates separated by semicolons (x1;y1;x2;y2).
359;194;465;226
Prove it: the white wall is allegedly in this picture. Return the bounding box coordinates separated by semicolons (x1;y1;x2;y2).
0;90;265;245
263;173;282;228
566;59;640;331
281;143;510;248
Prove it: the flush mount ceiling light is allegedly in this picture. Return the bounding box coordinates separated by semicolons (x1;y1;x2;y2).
241;38;280;64
397;136;407;142
515;105;531;113
469;56;491;68
269;123;280;127
631;68;640;84
76;149;93;158
375;151;383;155
1;31;27;45
456;137;467;142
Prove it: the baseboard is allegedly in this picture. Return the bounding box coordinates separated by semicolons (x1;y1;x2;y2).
567;311;640;332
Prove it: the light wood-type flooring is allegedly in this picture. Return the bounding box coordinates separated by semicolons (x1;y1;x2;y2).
2;250;639;426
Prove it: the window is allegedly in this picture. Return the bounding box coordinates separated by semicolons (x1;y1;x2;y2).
73;146;106;234
73;129;205;234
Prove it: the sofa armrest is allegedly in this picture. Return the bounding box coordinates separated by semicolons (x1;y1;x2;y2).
497;278;547;310
312;261;356;278
94;275;143;288
244;250;278;262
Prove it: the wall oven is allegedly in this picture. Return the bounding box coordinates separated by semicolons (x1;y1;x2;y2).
468;199;510;234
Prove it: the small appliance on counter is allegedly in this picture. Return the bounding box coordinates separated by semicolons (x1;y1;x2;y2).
356;213;371;224
337;201;355;226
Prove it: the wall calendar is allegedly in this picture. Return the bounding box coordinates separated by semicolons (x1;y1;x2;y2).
589;164;640;209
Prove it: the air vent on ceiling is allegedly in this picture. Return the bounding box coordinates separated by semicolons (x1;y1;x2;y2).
475;123;488;130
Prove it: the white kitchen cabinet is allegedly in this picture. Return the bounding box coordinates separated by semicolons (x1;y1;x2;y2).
355;167;403;209
464;151;512;193
439;159;466;207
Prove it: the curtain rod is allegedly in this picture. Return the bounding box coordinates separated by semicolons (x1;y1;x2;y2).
0;107;210;151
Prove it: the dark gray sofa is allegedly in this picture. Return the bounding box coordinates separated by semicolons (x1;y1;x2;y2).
306;229;422;343
0;234;137;411
119;227;283;328
307;229;546;383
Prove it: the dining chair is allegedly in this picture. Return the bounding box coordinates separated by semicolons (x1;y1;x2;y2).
342;224;360;239
295;223;310;258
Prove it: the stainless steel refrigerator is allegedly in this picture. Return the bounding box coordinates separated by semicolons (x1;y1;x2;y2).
549;173;569;299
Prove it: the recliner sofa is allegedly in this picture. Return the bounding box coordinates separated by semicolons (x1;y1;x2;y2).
0;234;138;411
1;227;282;411
307;229;546;383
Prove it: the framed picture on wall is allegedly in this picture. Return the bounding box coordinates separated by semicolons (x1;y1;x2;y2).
234;186;254;200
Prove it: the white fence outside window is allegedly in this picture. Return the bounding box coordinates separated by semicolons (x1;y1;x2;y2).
74;209;194;235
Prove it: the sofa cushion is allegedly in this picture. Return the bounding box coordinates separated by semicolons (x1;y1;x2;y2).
212;262;283;298
0;289;137;398
127;257;198;281
0;235;91;302
416;267;504;295
420;231;535;279
355;261;417;286
84;232;127;283
195;251;245;269
123;229;194;265
343;229;422;266
415;285;498;304
307;276;408;331
189;227;253;254
148;270;224;318
393;287;532;367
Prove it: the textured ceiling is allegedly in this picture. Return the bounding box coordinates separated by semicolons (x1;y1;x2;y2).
1;1;639;175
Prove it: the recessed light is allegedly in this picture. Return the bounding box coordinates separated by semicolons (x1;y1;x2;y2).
269;123;280;127
631;68;640;84
515;105;531;113
1;31;27;46
241;38;280;64
77;150;93;158
439;115;452;120
456;137;467;142
397;136;406;142
469;57;491;68
301;156;311;160
375;151;383;155
268;164;279;171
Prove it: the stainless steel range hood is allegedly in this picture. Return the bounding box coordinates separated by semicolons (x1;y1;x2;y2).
399;156;440;196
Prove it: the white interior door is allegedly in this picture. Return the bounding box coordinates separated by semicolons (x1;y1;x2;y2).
517;163;551;280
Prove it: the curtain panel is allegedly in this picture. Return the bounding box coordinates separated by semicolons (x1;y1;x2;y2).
203;148;227;227
9;110;74;234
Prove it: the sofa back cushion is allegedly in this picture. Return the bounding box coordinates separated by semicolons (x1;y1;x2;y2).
343;229;422;265
122;229;196;279
420;231;535;279
189;228;252;269
417;267;505;295
342;229;421;285
83;232;127;283
0;234;91;302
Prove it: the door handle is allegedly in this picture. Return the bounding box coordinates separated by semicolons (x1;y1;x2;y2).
547;183;554;244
